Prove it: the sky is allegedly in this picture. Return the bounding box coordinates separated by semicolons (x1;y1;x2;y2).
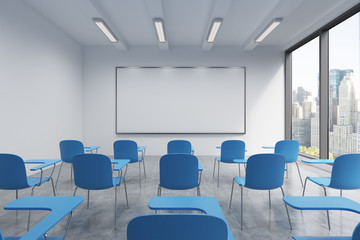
292;13;360;97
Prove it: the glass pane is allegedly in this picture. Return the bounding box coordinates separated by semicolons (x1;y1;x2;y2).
292;37;320;157
329;13;360;159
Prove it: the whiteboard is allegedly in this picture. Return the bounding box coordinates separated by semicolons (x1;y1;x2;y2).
116;67;246;133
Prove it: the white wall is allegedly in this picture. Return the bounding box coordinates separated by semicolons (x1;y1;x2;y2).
83;46;285;156
0;0;83;159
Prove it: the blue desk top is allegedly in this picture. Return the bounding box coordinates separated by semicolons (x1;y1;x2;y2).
25;159;61;171
262;146;275;149
111;159;130;171
233;159;247;164
283;196;360;214
4;196;83;240
216;146;247;152
149;196;234;240
138;146;146;152
302;159;334;164
84;146;100;152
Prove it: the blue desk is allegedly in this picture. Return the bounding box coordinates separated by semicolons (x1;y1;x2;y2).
84;146;100;153
4;196;83;240
216;146;247;152
234;159;247;164
283;196;360;213
302;159;334;164
25;159;61;171
111;159;130;171
262;146;275;149
149;196;234;240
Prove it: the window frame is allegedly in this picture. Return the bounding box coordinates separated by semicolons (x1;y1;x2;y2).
285;3;360;159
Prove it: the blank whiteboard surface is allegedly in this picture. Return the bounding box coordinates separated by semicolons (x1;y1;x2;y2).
116;67;245;133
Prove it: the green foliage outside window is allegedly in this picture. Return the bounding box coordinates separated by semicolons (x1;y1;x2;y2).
299;145;334;160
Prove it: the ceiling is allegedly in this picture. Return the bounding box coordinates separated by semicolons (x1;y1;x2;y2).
24;0;360;51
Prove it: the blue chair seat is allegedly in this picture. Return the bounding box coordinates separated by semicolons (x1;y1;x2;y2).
112;176;124;187
27;177;51;187
308;177;330;187
234;177;245;186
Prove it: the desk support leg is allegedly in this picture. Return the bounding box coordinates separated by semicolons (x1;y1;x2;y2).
302;177;308;196
55;162;64;188
27;186;36;230
229;178;235;208
323;187;331;230
64;211;73;240
281;186;292;230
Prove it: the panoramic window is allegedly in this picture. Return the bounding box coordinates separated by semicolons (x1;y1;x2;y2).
328;13;360;158
291;37;320;157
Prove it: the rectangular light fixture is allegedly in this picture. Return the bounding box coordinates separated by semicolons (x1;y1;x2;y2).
93;18;118;43
255;18;282;43
207;18;223;43
153;18;166;43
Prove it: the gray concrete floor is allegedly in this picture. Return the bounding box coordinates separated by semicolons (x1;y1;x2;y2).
1;155;360;239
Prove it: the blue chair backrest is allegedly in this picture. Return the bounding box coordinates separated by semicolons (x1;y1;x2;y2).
220;140;245;163
73;154;113;190
0;154;29;190
274;140;299;163
329;154;360;190
245;154;285;190
113;140;138;163
127;214;228;240
167;140;192;154
59;140;84;163
352;222;360;240
351;223;360;240
159;154;199;190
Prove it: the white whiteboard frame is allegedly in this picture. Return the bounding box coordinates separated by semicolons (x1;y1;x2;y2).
115;67;246;134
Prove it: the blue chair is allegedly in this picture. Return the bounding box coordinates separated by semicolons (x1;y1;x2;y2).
114;140;146;187
292;222;360;240
0;154;57;230
213;140;246;187
72;154;128;229
158;154;200;196
167;140;192;154
127;214;228;240
275;140;303;187
302;153;360;229
56;140;84;187
229;153;292;230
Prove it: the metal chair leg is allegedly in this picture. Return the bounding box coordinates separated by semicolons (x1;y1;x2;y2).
295;161;304;187
213;158;217;178
268;190;271;209
323;187;330;230
241;186;244;230
280;186;292;230
70;164;73;183
157;186;161;196
87;190;90;209
238;164;241;177
197;186;201;196
340;189;343;197
55;161;63;188
142;159;146;179
73;187;78;196
124;179;129;208
217;162;220;187
139;162;141;187
229;178;235;208
50;178;56;196
114;187;117;230
302;177;308;196
16;190;19;199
